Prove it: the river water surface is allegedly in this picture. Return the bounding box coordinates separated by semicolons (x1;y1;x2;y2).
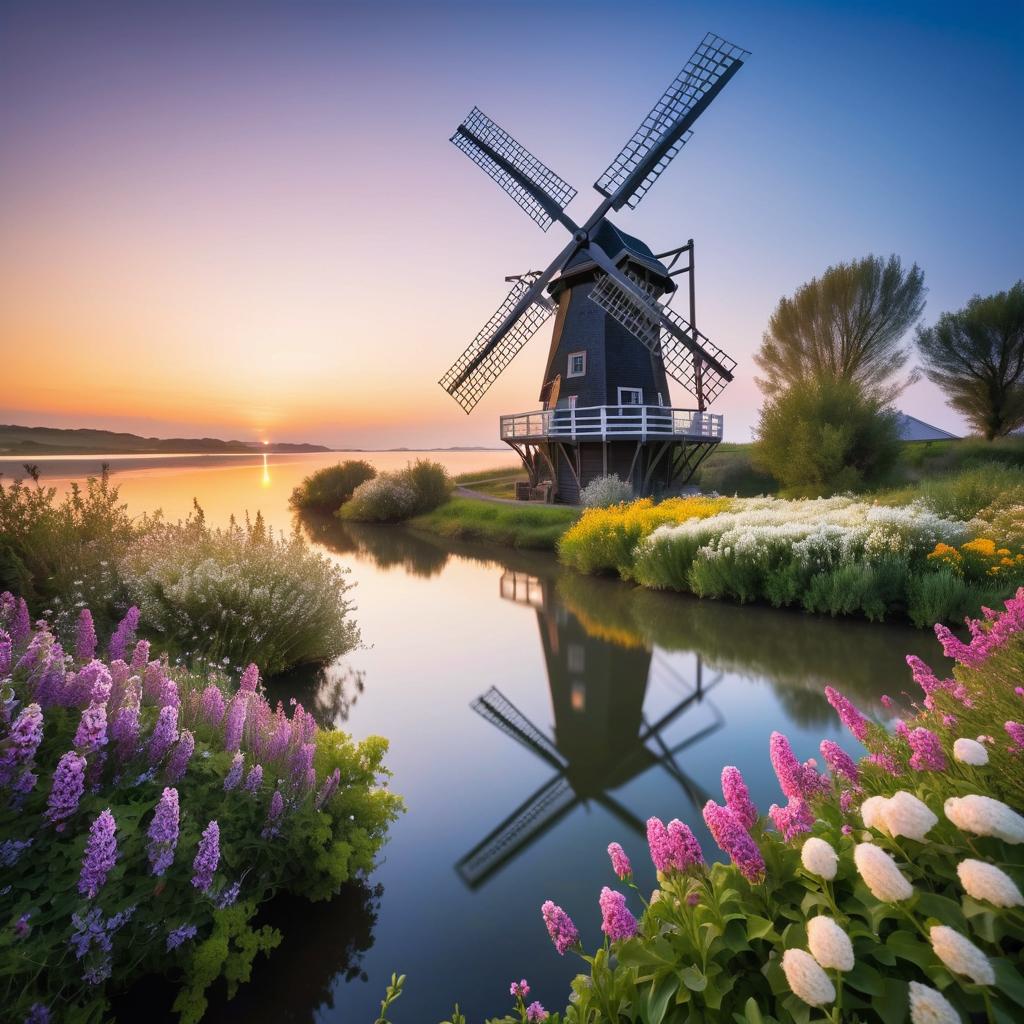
5;453;948;1022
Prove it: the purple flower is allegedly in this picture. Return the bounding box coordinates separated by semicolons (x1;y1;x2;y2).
223;694;247;753
702;801;765;883
200;685;225;727
11;597;31;643
0;634;10;678
510;979;531;999
130;640;150;672
107;607;140;662
825;686;870;742
0;702;43;786
110;686;141;761
607;841;632;880
1015;687;1024;699
147;787;179;875
942;713;959;729
840;789;856;813
167;730;194;783
224;752;244;791
526;1002;548;1022
880;694;893;707
541;900;579;955
74;702;108;753
1005;721;1024;751
646;816;703;873
191;820;220;892
148;705;179;764
907;727;947;772
867;751;902;775
0;838;33;866
769;732;828;801
240;664;260;694
599;886;638;942
244;763;264;793
46;751;87;828
14;913;31;939
166;924;197;951
820;740;859;784
215;880;241;908
24;1004;49;1024
77;661;113;704
768;797;815;841
289;741;315;792
78;809;118;898
158;676;179;710
721;765;758;829
315;767;341;809
262;789;284;838
75;609;97;660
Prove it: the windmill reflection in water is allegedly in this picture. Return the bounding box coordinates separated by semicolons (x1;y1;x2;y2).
456;569;724;889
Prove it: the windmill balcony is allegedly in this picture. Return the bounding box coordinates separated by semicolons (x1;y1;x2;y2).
499;404;723;443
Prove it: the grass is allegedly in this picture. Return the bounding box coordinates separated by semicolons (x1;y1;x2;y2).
453;464;528;499
409;496;579;549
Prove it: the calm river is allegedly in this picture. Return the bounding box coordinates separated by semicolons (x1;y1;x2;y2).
3;453;948;1022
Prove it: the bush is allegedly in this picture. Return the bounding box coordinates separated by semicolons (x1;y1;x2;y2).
121;510;359;676
579;473;634;508
339;475;418;524
0;604;402;1024
753;377;901;495
339;461;452;523
410;497;579;550
288;461;376;513
459;593;1024;1024
558;496;732;576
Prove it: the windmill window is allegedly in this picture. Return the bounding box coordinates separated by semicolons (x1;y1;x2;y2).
567;644;585;673
567;351;587;378
618;387;643;406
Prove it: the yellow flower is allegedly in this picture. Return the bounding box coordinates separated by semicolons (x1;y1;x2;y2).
963;538;997;557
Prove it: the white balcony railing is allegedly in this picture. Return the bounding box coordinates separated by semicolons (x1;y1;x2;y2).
499;405;723;442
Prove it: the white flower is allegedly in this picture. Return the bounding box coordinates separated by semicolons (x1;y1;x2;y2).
929;925;994;985
854;843;913;902
861;795;891;834
953;738;988;766
956;859;1024;908
908;981;961;1024
945;795;1024;844
882;791;938;842
649;889;662;904
807;916;854;971
781;948;835;1007
801;837;838;880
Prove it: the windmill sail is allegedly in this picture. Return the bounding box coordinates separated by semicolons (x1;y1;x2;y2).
595;33;748;211
451;107;578;231
440;277;556;413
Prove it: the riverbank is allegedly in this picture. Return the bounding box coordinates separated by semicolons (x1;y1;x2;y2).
409;495;579;549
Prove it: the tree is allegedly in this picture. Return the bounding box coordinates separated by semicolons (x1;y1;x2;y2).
752;376;900;495
755;254;926;403
915;281;1024;440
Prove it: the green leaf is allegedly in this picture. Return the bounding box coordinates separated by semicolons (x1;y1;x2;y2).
746;915;775;941
644;972;679;1024
993;958;1024;1009
873;979;909;1024
886;929;936;972
845;960;885;996
679;965;707;992
742;996;765;1024
914;892;966;930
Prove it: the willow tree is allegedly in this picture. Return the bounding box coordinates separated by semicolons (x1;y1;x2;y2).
755;254;927;402
916;282;1024;440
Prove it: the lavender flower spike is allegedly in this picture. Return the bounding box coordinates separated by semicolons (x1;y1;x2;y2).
79;809;118;898
167;730;194;783
825;686;870;742
702;800;766;884
75;608;98;661
200;685;225;727
820;740;859;784
908;727;948;772
607;842;632;880
224;752;244;791
108;607;140;662
191;820;220;892
0;702;43;786
599;886;638;942
541;900;579;955
46;751;87;829
148;705;179;764
244;764;264;793
721;765;758;829
147;787;180;876
240;663;260;694
223;694;247;753
74;702;108;753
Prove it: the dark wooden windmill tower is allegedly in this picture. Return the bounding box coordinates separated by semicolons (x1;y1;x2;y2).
440;33;749;503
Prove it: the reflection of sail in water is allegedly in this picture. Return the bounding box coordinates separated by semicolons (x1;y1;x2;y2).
457;570;724;889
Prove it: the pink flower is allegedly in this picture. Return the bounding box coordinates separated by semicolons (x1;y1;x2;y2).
1005;722;1024;751
702;801;765;883
510;979;530;999
769;798;815;841
599;887;637;942
607;842;632;880
820;740;859;784
770;732;828;801
721;766;758;829
907;727;947;772
825;686;869;742
541;900;579;956
646;816;702;874
526;1003;548;1022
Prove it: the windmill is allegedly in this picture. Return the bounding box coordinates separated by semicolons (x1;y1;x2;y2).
440;33;749;503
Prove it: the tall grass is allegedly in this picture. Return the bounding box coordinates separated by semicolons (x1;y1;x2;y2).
410;497;578;549
288;460;376;513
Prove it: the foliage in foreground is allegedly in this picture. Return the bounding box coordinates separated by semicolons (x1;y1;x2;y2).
410;497;580;550
288;460;377;513
340;460;453;523
0;476;360;675
0;599;402;1023
916;281;1024;440
441;590;1024;1024
560;494;1024;626
753;377;901;496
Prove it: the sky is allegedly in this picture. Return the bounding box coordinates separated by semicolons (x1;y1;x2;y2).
0;0;1021;448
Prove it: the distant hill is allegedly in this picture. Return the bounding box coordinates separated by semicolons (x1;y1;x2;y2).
0;424;330;456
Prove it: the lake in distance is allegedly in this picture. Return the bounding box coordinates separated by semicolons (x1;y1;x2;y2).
2;452;949;1022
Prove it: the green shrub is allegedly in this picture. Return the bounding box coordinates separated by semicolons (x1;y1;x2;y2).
399;459;452;515
914;463;1024;520
410;497;579;549
289;461;376;513
121;509;359;675
339;475;418;523
753;377;901;495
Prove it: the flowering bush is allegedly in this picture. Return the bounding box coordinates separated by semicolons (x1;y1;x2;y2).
0;599;402;1023
467;590;1024;1023
927;537;1024;584
557;496;733;575
339;460;452;523
579;474;635;509
288;460;377;512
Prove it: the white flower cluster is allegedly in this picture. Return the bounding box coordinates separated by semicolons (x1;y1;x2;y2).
881;791;938;842
806;916;854;971
908;981;961;1024
781;948;835;1007
956;859;1024;908
945;795;1024;844
952;738;989;766
929;925;994;985
854;843;913;902
800;837;838;880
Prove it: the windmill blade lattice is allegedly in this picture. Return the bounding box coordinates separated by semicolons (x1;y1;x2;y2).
595;33;749;211
439;276;556;413
451;107;578;231
589;270;735;402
